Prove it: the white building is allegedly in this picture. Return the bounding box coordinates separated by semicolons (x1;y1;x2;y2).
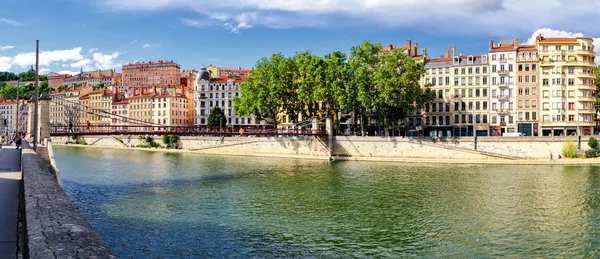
488;38;519;136
193;67;263;127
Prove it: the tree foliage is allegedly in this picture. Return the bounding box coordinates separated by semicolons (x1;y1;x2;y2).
233;40;433;135
589;136;598;149
207;106;227;127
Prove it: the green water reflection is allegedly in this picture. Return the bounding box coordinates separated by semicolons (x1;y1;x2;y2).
55;146;600;258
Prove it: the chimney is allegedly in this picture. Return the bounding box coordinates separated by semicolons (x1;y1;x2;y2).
413;42;418;57
489;40;493;50
406;40;412;56
514;38;519;48
445;50;450;58
422;48;427;58
451;46;456;57
440;55;444;58
153;85;157;95
536;33;543;43
387;44;393;51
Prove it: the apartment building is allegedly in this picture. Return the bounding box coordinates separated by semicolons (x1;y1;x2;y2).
0;99;18;134
515;45;540;136
488;39;518;136
194;66;261;127
423;46;490;137
78;94;91;125
50;90;65;126
111;98;129;126
122;60;181;88
536;34;597;136
152;89;189;126
128;90;154;125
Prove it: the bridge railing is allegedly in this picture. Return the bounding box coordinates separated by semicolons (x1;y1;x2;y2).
50;125;327;136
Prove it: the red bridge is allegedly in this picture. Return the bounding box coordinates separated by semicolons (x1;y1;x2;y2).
50;125;328;137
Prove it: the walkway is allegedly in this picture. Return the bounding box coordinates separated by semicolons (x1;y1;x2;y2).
0;146;21;259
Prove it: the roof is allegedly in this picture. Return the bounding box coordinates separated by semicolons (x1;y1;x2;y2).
490;45;517;52
518;45;537;51
425;54;486;68
0;99;17;104
538;37;579;43
113;99;129;105
80;94;90;98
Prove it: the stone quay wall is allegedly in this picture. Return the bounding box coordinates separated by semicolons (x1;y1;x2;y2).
21;140;116;258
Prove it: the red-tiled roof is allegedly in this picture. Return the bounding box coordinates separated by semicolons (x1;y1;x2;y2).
490;45;516;51
518;45;537;50
539;37;578;43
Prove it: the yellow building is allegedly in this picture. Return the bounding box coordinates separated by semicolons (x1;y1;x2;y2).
535;34;596;136
78;94;91;125
128;89;154;129
422;47;490;137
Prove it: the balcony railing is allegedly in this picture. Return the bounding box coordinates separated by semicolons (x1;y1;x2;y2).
497;82;509;88
496;95;509;101
499;58;507;63
577;72;595;77
497;70;509;75
578;96;596;101
495;109;511;115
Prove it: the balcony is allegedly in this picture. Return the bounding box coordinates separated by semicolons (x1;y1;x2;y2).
578;96;596;102
498;58;507;63
577;85;596;90
496;95;509;101
540;61;555;66
500;121;507;126
577;72;595;78
575;49;596;56
497;82;509;88
497;70;509;76
496;109;511;115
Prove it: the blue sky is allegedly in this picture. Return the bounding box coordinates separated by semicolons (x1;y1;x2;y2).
1;0;599;75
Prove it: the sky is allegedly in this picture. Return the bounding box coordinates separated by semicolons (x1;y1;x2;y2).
1;0;599;75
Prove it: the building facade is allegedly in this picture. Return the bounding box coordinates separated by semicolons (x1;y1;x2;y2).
515;45;540;136
122;60;181;88
423;46;490;137
488;39;518;136
536;34;597;136
194;67;261;127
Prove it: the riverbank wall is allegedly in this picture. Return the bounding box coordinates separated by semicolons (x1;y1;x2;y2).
20;140;116;258
51;135;592;160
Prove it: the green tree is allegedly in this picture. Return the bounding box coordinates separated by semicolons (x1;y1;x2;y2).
234;53;291;128
0;85;17;100
58;85;65;91
589;136;598;149
373;48;433;136
595;65;600;100
349;40;383;136
292;51;324;120
207;106;227;127
0;72;18;81
320;51;349;132
95;82;105;90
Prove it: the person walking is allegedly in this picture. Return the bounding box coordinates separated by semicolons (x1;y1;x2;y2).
550;150;553;161
15;135;21;149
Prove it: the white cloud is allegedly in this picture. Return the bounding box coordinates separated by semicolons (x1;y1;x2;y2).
142;43;157;48
38;68;51;75
0;46;14;51
92;51;121;70
528;28;600;61
12;47;84;67
88;48;99;53
0;17;22;26
58;70;81;75
70;59;92;69
95;0;600;34
0;56;12;71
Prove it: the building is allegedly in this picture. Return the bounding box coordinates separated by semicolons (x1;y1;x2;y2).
535;34;597;136
48;73;69;89
101;88;114;125
64;74;89;88
49;90;65;126
0;99;18;135
78;93;91;125
488;39;518;136
194;67;261;127
63;86;93;126
152;88;189;126
111;98;129;126
88;76;114;87
89;69;117;78
122;60;181;88
515;45;540;136
128;89;154;126
423;46;490;137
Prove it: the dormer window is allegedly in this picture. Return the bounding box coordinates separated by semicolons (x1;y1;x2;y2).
467;55;474;64
453;56;460;65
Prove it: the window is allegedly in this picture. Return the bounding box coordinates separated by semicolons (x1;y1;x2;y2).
568;102;575;110
476;67;480;74
508;64;513;72
568;45;574;50
518;76;523;83
454;68;459;74
461;68;466;74
492;65;497;72
483;67;487;73
492;54;497;60
532;76;536;83
532;64;536;71
468;68;473;74
556;46;561;50
483;89;488;97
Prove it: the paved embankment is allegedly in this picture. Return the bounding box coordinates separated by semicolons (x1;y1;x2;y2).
21;141;115;258
0;147;21;258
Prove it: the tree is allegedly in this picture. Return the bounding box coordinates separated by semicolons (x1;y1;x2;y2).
321;51;350;132
349;40;383;136
0;85;17;100
95;82;105;90
58;85;65;91
372;48;433;136
234;53;291;128
595;65;600;100
589;136;598;149
207;106;227;127
292;51;324;121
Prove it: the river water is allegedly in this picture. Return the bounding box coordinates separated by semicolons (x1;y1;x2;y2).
54;146;600;258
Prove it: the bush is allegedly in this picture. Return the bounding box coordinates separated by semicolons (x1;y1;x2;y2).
80;141;87;145
136;144;148;148
585;149;598;158
562;140;578;158
589;137;598;149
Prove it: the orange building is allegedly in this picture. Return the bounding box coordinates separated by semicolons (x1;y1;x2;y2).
122;60;181;88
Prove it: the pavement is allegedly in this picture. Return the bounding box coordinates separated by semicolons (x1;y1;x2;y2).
0;146;21;259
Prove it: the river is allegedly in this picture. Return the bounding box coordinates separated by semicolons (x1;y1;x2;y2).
54;146;600;258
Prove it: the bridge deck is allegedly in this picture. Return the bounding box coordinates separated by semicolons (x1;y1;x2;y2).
50;125;327;136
